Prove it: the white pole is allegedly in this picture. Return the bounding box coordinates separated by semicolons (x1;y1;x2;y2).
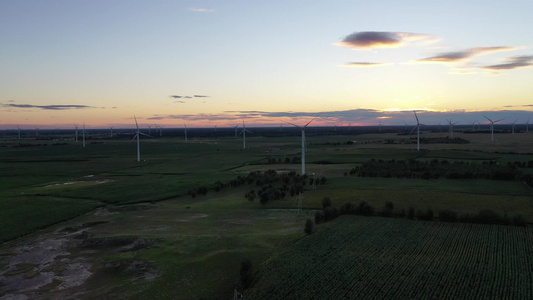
301;128;305;174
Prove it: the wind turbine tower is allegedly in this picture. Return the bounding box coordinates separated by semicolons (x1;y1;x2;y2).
511;119;518;134
446;119;458;138
239;120;252;149
74;124;79;142
82;123;87;148
133;116;150;162
288;115;320;175
414;111;421;151
484;115;503;142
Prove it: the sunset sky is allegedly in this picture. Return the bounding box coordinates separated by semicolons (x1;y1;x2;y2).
1;0;532;129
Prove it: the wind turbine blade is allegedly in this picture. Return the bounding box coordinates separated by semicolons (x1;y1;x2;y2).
494;118;504;123
483;115;493;122
131;134;138;142
408;126;417;135
413;111;419;124
304;113;322;127
285;121;300;128
140;132;152;137
134;116;139;129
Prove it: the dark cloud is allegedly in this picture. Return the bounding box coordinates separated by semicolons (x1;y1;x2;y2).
335;31;434;49
194;95;209;98
343;62;390;67
1;103;94;110
479;55;533;70
169;95;183;98
174;100;186;104
417;46;515;63
148;108;533;127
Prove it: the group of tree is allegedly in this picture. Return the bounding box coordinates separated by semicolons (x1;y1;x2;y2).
311;198;527;227
244;170;327;204
349;159;524;181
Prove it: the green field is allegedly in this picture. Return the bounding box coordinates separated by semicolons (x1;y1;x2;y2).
0;131;532;299
245;216;533;299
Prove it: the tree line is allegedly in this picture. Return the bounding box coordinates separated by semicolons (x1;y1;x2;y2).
349;159;531;182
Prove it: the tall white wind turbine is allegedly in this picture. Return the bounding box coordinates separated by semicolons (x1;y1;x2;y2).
82;123;88;148
287;114;321;175
133;116;151;162
484;115;503;142
234;124;239;138
414;111;421;151
511;119;518;134
446;119;458;138
74;124;79;142
239;120;252;149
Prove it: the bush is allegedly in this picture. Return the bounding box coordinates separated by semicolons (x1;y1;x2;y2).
323;206;339;221
304;219;314;234
340;202;355;215
407;207;415;219
513;214;527;226
476;209;502;224
417;209;433;221
381;201;394;217
355;201;374;216
322;197;332;209
439;209;458;222
315;211;324;224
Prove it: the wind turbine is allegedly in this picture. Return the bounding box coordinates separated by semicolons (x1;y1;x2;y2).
109;126;114;137
35;127;39;137
484;115;503;142
511;119;518;134
287;114;321;175
239;120;252;149
82;123;88;148
74;124;79;142
234;124;239;138
446;119;458;138
132;116;151;162
16;125;21;139
147;124;152;135
412;111;421;151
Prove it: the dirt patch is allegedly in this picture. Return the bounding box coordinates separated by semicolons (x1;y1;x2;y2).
0;221;157;299
79;236;156;252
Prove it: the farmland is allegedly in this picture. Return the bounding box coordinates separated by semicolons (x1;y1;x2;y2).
245;216;533;299
0;127;532;299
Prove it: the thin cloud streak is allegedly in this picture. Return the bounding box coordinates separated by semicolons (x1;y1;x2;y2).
416;46;515;63
480;55;533;70
342;62;391;67
188;8;214;13
1;103;95;110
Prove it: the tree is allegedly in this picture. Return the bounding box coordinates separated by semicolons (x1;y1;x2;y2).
322;197;332;209
304;219;314;234
240;259;253;288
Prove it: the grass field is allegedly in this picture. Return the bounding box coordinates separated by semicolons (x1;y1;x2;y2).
0;130;532;299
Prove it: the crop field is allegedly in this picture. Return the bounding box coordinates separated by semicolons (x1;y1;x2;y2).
245;216;533;299
0;129;532;299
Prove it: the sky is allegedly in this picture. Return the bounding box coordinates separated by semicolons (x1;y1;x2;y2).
1;0;533;129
